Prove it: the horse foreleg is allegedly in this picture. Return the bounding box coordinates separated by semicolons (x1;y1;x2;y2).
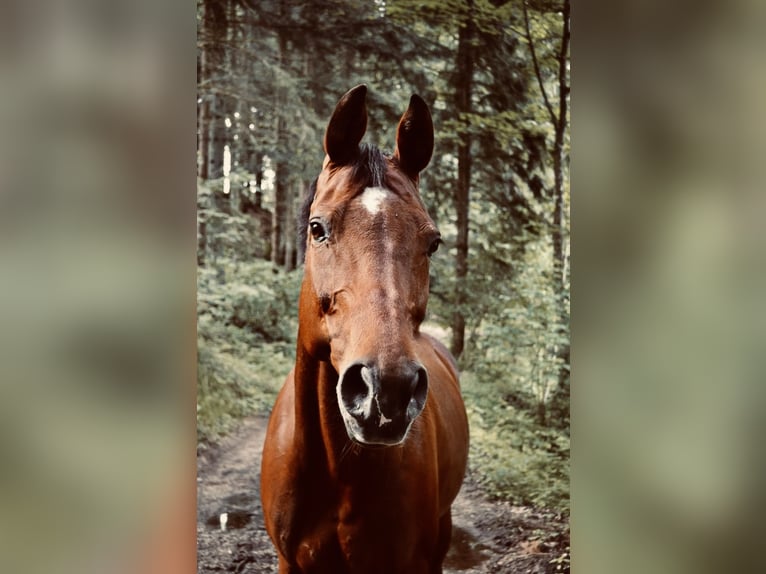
431;509;453;574
277;554;298;574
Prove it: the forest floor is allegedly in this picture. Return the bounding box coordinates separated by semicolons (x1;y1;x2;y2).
197;415;569;574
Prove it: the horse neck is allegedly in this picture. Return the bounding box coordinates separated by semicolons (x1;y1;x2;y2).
292;338;349;474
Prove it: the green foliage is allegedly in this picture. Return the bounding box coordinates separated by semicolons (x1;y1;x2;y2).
197;339;293;447
427;212;570;512
198;260;301;344
196;196;302;447
462;371;570;512
466;236;569;422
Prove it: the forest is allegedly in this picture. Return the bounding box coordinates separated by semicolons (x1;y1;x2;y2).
196;0;569;570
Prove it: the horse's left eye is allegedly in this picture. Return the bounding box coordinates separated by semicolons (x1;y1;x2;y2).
427;237;441;257
309;220;328;242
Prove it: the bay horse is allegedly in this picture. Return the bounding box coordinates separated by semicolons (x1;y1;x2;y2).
261;85;469;574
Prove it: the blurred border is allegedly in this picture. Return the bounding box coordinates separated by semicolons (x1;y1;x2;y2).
0;1;197;572
575;1;766;573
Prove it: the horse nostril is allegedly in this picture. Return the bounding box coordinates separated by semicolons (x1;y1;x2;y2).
339;362;428;434
339;363;373;416
410;366;429;414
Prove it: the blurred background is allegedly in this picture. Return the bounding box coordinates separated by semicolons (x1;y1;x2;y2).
576;1;766;573
0;0;195;573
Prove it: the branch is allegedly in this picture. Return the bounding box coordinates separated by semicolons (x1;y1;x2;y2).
522;0;557;127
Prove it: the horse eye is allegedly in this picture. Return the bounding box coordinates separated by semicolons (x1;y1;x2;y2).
309;220;328;242
427;238;441;257
428;237;442;257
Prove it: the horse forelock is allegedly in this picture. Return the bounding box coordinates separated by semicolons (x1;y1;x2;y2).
351;143;388;190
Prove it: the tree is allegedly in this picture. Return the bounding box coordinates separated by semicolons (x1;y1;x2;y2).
271;4;291;268
522;0;569;285
199;0;231;181
522;0;570;416
451;0;476;358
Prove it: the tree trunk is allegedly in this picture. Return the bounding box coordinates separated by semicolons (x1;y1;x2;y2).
254;151;263;190
552;0;570;288
522;0;569;285
271;166;289;266
523;0;570;418
207;97;225;180
552;132;565;282
228;3;244;184
271;23;290;267
197;0;219;180
536;400;547;426
545;0;571;422
198;99;210;180
553;0;571;404
296;180;309;265
451;0;475;358
203;0;229;182
284;181;296;272
198;219;207;266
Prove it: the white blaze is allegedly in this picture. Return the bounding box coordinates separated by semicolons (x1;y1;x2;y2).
360;186;388;215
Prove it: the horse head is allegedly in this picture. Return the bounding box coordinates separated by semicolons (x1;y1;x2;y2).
299;85;440;446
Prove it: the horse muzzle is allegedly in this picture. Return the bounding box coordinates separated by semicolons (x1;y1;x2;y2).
337;361;428;446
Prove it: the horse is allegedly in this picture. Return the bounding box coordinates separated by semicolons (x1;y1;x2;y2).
260;85;469;574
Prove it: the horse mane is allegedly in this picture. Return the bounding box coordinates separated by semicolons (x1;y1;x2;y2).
298;143;388;263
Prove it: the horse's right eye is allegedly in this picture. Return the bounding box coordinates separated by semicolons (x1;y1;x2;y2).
309;220;328;242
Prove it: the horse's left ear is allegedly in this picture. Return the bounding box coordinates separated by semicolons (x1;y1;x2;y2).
394;94;434;181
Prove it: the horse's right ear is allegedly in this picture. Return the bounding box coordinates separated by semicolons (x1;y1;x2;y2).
324;85;368;166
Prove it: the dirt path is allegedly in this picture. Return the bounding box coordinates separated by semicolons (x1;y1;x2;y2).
197;416;568;573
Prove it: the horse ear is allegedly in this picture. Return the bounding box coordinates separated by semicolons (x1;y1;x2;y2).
324;84;368;166
394;94;434;181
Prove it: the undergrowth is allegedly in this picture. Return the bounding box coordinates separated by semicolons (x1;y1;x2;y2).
197;259;300;450
462;370;570;514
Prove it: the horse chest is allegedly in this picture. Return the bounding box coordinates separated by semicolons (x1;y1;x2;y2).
337;518;419;571
289;485;427;574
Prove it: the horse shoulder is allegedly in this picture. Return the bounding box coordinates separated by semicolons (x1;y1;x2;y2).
421;333;459;382
261;370;300;553
263;368;297;463
417;334;469;512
